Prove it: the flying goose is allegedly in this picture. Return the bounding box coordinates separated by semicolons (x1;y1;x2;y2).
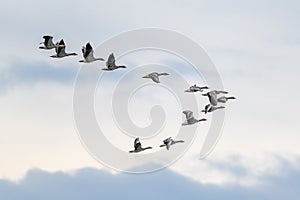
79;42;104;63
159;137;184;150
182;110;207;126
50;39;77;58
142;72;169;83
129;138;152;153
184;84;209;92
217;96;236;103
102;53;126;71
201;104;225;114
202;90;228;106
39;35;58;50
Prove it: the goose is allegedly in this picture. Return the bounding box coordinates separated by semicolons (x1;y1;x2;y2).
184;84;209;92
217;96;236;103
50;39;77;58
102;53;126;71
159;137;184;150
202;90;228;106
39;35;57;50
182;110;207;126
129;138;152;153
201;104;225;114
79;42;104;63
142;72;169;83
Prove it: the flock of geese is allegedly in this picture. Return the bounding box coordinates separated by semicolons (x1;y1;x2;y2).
39;35;236;154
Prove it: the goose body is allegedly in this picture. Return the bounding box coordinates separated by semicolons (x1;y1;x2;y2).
50;39;77;58
202;90;228;106
182;110;207;126
39;35;57;50
129;138;152;153
217;96;236;103
185;84;209;92
201;104;225;114
102;53;126;71
79;42;104;63
159;137;184;150
142;72;169;83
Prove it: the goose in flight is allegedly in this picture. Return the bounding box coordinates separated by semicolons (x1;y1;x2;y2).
201;104;225;114
129;138;152;153
142;72;169;83
182;110;207;126
217;96;236;103
39;35;58;50
79;42;104;63
102;53;126;71
202;90;228;106
184;84;209;92
50;39;77;58
159;137;184;150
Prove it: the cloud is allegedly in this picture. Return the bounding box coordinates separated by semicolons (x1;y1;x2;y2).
1;157;300;200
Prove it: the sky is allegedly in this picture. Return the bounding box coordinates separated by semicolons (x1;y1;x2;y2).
0;0;300;199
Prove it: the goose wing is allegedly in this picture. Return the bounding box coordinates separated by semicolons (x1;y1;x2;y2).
205;104;211;110
183;110;193;120
106;53;116;68
150;74;160;83
134;138;141;150
163;137;172;144
84;42;93;59
81;46;86;54
208;92;218;106
57;39;66;56
43;35;54;46
217;96;226;103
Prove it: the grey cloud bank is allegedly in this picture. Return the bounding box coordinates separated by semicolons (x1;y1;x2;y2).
0;157;300;200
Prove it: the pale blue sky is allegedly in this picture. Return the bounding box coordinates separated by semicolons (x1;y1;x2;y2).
0;0;300;199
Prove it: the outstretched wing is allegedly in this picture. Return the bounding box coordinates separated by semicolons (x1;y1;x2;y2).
134;138;141;150
183;110;193;120
163;137;172;144
208;92;218;106
106;53;115;67
81;46;86;54
205;104;211;110
217;96;226;103
43;35;52;45
150;75;160;83
57;39;66;55
84;42;93;58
